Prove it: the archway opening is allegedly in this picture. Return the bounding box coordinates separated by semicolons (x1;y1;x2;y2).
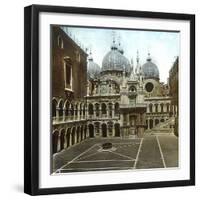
88;104;94;115
149;119;153;129
60;129;65;150
155;119;159;126
115;123;120;137
88;124;94;138
102;103;106;115
102;124;107;137
71;128;76;145
114;102;119;116
52;131;59;154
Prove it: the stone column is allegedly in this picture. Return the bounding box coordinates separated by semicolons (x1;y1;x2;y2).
152;104;155;113
69;133;72;146
112;126;115;137
158;104;161;113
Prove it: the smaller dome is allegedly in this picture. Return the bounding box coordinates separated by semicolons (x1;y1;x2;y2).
87;54;101;79
142;53;159;80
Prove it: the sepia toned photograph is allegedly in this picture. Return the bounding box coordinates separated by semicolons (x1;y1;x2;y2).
51;25;179;174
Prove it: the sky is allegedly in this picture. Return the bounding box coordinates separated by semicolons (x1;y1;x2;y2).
62;26;179;83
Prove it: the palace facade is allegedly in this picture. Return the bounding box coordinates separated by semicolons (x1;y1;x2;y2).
52;26;178;155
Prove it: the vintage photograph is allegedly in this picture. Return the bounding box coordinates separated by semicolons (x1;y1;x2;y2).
51;25;179;174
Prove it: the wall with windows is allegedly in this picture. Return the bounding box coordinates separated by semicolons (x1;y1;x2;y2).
51;26;87;100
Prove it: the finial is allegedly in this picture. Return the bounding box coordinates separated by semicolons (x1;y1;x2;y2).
147;51;152;61
88;48;93;61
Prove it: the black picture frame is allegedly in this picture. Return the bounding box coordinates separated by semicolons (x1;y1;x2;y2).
24;4;195;196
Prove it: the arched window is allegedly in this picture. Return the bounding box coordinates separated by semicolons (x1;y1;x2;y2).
108;103;112;117
114;102;119;115
95;103;100;117
102;103;107;115
88;104;94;115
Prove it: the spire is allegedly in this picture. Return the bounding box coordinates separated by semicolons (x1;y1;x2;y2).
88;49;93;61
130;59;135;80
135;50;140;75
111;31;117;50
136;50;139;64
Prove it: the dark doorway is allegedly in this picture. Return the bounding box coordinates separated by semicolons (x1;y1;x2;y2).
88;124;94;138
102;124;107;137
52;131;59;154
115;123;120;137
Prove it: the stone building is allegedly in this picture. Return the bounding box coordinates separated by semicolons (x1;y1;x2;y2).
51;28;178;155
51;26;88;154
169;57;179;136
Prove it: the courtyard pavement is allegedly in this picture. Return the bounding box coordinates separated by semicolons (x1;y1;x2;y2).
53;135;178;173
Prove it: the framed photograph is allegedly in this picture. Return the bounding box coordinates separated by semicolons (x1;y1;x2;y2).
24;4;195;195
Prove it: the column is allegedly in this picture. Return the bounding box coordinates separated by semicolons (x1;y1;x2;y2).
56;108;59;122
62;109;66;121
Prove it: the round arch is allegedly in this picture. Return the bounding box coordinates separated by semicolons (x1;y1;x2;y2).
88;103;94;115
102;123;107;137
88;124;94;138
101;103;107;115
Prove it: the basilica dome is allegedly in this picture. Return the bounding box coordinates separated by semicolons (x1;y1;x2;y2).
142;53;159;80
87;55;101;79
102;41;131;73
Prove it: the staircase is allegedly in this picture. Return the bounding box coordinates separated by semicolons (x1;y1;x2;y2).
145;117;175;136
